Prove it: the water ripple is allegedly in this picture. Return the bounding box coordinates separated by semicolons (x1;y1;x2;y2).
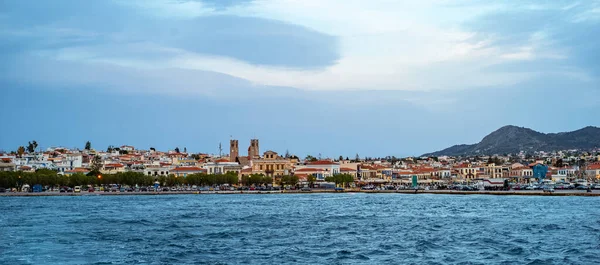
1;194;599;264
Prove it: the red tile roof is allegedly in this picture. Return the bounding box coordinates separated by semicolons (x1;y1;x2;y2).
588;164;600;170
340;167;357;171
104;163;124;168
295;168;325;172
294;174;308;180
307;160;338;165
215;159;230;163
171;167;205;172
453;163;471;168
66;168;90;173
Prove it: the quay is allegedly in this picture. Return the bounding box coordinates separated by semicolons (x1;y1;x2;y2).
2;189;599;197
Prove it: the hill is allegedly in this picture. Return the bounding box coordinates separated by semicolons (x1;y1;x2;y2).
423;125;600;156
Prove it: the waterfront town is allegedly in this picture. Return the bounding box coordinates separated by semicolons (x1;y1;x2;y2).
1;138;600;193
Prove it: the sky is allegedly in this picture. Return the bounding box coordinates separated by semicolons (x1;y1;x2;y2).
1;0;599;157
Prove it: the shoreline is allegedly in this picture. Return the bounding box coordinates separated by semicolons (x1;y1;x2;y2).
1;189;599;197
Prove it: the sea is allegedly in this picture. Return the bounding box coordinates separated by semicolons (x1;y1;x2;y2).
1;193;599;265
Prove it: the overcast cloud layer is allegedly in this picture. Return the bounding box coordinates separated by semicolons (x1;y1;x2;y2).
1;0;599;156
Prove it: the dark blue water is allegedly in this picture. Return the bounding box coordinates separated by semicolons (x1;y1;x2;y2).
1;194;599;264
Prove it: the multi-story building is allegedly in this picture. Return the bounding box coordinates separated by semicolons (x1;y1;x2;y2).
0;157;15;171
482;163;510;179
204;159;242;175
305;160;340;175
453;163;478;179
101;163;125;174
170;166;206;177
585;163;600;180
252;151;292;176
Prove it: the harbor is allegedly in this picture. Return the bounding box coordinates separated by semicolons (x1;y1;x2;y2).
2;188;599;196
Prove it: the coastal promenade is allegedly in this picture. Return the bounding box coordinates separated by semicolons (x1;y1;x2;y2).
2;189;599;197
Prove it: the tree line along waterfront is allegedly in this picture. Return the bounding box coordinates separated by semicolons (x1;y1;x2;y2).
0;169;358;190
0;170;319;189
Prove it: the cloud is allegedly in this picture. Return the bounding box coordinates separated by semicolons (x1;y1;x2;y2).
1;0;599;95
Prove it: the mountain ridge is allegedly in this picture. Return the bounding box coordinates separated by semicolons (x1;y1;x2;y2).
423;126;600;156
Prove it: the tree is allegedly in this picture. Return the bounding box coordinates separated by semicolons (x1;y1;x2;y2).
338;155;344;161
166;174;183;186
355;153;360;162
224;171;239;185
150;147;156;152
175;147;180;153
307;175;316;187
27;140;38;153
183;147;187;153
107;145;115;152
305;155;317;162
493;157;503;165
554;158;564;168
84;141;91;150
157;175;167;186
17;146;25;157
280;175;299;186
325;173;354;188
90;155;102;172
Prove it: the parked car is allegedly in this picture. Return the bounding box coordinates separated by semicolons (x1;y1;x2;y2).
67;187;73;193
543;186;555;192
576;185;589;190
88;187;95;192
0;187;6;193
74;186;81;193
301;187;312;191
162;187;170;192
